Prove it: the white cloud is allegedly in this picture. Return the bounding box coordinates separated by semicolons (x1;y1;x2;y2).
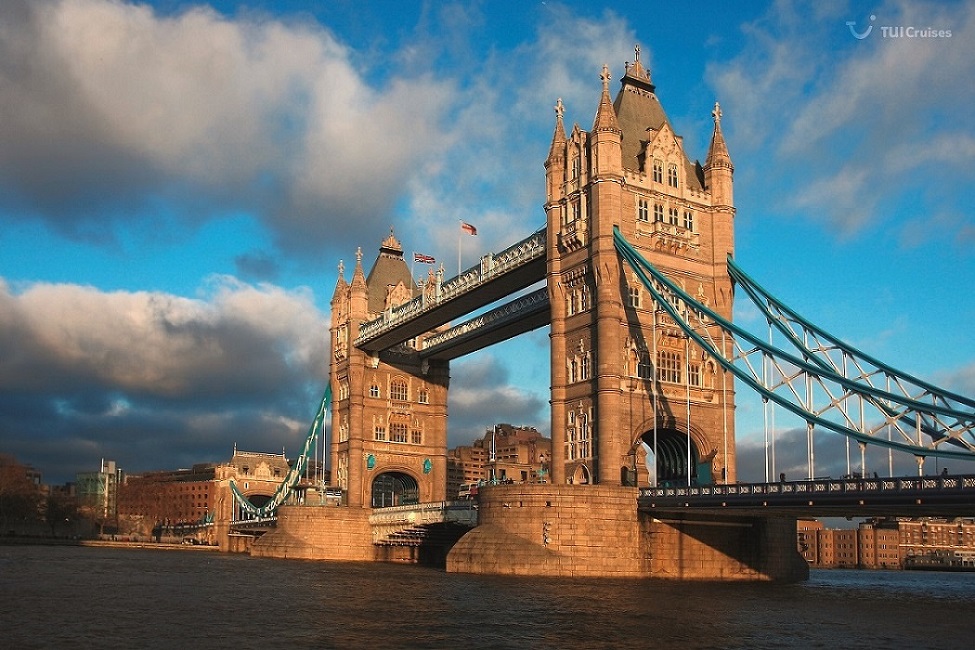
0;0;455;253
0;275;326;397
707;0;975;236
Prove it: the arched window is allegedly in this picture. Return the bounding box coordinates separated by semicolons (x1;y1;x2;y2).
657;350;682;384
667;163;679;188
652;159;663;183
637;349;652;379
390;378;408;401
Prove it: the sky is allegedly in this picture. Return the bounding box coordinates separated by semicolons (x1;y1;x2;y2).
1;0;973;485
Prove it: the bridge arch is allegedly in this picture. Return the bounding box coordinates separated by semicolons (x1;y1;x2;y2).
632;419;713;487
371;471;419;508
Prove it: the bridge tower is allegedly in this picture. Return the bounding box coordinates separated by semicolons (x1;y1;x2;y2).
328;231;450;508
545;49;737;487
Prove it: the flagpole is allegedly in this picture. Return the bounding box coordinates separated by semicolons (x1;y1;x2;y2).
458;220;462;276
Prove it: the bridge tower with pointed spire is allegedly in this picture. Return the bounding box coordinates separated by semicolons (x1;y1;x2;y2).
328;230;450;509
545;46;738;488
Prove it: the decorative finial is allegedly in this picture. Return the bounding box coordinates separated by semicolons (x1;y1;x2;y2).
555;97;564;120
600;64;610;91
355;246;362;263
634;43;641;64
338;259;345;277
712;101;722;124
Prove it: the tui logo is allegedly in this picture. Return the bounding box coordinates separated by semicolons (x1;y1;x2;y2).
846;14;876;39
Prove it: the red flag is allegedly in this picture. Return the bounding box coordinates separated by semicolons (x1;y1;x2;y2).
460;221;477;236
413;252;435;264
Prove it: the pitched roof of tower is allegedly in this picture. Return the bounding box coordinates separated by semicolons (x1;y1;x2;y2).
611;47;704;190
364;228;417;314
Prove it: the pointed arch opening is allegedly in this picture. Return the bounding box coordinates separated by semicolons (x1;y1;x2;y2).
640;427;702;487
371;472;419;508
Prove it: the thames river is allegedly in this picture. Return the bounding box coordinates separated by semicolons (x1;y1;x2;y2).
2;544;974;649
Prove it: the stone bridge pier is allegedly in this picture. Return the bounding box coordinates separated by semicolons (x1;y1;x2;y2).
447;484;807;581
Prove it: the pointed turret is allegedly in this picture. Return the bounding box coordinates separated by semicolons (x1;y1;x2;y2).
546;97;567;165
349;246;369;320
592;64;622;134
591;64;623;180
704;101;734;207
331;259;348;304
545;98;568;204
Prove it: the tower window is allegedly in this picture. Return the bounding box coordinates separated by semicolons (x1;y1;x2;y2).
637;198;649;222
683;210;694;231
657;350;682;384
628;286;641;308
667;163;679;188
654;203;664;222
391;423;408;443
369;384;380;398
390;379;408;402
418;388;429;404
637;349;652;380
374;426;387;441
580;354;591;381
653;159;663;183
571;156;580;179
668;207;680;226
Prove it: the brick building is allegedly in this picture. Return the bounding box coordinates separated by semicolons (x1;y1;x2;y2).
446;424;552;498
798;517;975;569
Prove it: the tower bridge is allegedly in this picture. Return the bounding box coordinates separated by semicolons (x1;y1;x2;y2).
240;47;975;581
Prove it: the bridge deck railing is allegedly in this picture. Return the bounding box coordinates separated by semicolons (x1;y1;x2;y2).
641;474;975;502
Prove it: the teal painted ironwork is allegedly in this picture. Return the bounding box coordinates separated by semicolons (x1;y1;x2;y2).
613;227;975;460
230;383;331;518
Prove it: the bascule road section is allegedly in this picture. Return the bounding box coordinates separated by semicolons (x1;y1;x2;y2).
242;46;975;582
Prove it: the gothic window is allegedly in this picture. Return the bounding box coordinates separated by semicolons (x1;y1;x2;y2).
657;350;682;384
571;156;580;179
637;198;649;222
567;290;577;317
668;207;680;225
579;412;591;458
390;422;409;443
667;163;679;188
653;158;663;183
689;363;701;387
374;426;387;441
683;210;694;231
369;384;380;398
654;203;664;222
390;379;408;402
569;359;578;383
339;381;350;401
579;284;591;311
580;354;591;381
572;199;581;222
637;349;652;380
411;430;423;445
339;415;349;442
418;388;429;404
628;286;641;308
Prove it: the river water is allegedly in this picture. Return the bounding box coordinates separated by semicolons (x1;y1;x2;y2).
1;544;974;649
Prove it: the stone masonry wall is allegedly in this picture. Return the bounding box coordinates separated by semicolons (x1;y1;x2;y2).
250;505;374;561
447;484;649;577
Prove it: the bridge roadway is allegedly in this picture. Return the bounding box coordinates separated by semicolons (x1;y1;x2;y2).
639;474;975;518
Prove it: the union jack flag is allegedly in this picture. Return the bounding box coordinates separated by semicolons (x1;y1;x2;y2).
413;252;436;264
460;221;477;236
